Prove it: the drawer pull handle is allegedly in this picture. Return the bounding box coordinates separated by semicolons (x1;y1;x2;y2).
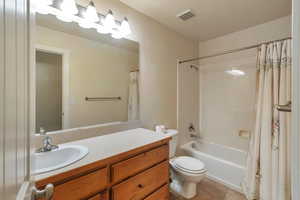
138;184;144;188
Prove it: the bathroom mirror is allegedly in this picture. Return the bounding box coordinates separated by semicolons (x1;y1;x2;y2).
35;13;139;133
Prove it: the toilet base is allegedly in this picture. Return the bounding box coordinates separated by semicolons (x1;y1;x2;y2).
170;178;198;199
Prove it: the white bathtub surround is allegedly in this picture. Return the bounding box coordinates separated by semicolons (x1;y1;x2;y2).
181;140;247;192
243;40;292;200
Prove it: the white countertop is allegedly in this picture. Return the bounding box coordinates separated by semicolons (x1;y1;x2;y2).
33;128;172;181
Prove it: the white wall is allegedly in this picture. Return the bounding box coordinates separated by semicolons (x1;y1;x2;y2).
196;16;291;151
74;0;198;130
198;16;291;57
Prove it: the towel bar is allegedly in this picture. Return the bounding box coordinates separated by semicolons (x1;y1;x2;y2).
85;97;121;101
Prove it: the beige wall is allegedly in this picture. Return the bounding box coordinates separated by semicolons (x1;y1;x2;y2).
196;16;291;151
37;26;139;128
36;51;62;132
72;0;198;130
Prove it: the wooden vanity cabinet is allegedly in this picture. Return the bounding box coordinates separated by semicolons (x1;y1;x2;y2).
36;139;170;200
144;185;169;200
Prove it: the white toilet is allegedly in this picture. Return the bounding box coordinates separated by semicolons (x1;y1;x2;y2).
163;130;206;199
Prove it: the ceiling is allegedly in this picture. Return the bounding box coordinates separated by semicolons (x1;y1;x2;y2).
120;0;291;41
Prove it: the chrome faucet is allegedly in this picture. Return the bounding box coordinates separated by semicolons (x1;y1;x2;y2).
36;128;58;153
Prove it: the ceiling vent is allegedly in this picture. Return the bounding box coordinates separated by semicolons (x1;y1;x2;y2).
176;9;195;21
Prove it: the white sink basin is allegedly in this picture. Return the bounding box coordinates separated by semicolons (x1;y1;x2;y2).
32;145;89;175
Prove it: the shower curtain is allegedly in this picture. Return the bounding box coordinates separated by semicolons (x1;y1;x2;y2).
128;71;139;120
243;39;291;200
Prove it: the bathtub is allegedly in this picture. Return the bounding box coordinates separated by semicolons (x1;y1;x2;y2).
181;140;247;192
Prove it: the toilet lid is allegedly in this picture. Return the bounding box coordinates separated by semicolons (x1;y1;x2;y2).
173;156;205;172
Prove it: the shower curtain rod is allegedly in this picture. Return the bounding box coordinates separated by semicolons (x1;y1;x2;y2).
178;36;292;64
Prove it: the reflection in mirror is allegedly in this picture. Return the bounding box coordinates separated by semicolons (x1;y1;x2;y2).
35;13;139;133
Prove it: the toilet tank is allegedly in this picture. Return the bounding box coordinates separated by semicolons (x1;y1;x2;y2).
162;130;178;158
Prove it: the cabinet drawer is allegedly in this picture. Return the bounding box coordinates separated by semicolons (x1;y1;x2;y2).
88;191;108;200
53;167;108;200
144;185;169;200
111;145;168;183
112;161;169;200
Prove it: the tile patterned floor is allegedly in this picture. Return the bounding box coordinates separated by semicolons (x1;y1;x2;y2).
170;178;247;200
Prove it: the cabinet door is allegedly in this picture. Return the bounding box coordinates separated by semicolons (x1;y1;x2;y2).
53;168;108;200
144;185;169;200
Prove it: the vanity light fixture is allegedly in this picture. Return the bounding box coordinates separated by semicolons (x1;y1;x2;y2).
44;0;53;6
97;24;110;34
36;0;132;39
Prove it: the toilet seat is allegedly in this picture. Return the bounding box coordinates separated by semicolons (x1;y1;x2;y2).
171;156;206;174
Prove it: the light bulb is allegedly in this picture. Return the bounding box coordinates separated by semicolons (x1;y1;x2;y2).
78;19;93;29
226;69;245;76
120;17;131;36
111;29;123;39
83;1;99;23
59;0;78;15
36;5;50;14
56;13;73;22
96;24;110;34
35;0;53;14
102;10;116;31
111;32;123;39
78;1;98;29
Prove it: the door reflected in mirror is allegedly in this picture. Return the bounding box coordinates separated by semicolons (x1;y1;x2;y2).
35;13;139;133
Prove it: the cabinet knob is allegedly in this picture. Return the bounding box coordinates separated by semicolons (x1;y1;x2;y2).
31;184;54;200
138;184;144;188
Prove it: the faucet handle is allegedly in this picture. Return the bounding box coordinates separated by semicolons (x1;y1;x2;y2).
188;123;195;132
43;135;52;143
